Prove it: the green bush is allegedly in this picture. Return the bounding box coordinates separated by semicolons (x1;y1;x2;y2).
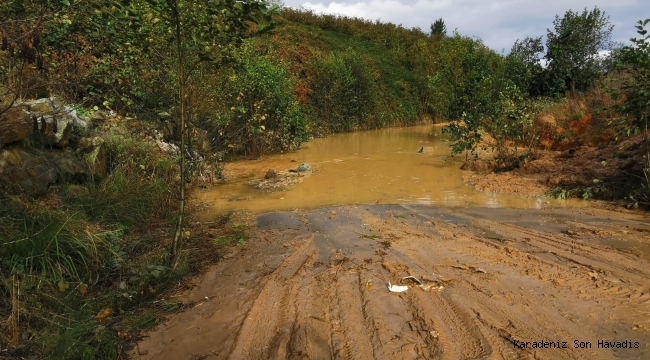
309;50;384;132
209;41;309;157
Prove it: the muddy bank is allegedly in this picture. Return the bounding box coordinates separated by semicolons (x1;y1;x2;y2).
134;204;650;359
463;135;647;202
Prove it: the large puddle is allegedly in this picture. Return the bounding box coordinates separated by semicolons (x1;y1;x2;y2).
196;125;585;214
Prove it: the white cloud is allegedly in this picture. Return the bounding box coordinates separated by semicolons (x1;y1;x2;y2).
284;0;648;51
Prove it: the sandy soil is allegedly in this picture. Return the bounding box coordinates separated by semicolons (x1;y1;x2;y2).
133;204;650;359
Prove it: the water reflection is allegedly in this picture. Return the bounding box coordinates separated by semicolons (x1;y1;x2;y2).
196;125;585;214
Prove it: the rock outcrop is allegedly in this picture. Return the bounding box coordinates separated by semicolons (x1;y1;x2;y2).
0;96;107;196
0;107;32;148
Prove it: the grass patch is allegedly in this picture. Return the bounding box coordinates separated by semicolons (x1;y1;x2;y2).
0;134;227;359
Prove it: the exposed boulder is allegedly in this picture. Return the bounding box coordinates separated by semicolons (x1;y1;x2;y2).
0;148;58;196
37;114;73;147
0;107;32;148
21;97;65;114
24;101;90;148
45;150;90;183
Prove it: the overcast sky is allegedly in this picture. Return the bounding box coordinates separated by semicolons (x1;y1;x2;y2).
282;0;650;52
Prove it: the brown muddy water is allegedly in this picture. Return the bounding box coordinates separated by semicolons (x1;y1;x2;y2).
196;125;584;215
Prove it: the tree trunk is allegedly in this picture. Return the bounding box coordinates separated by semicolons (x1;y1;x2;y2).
171;0;186;266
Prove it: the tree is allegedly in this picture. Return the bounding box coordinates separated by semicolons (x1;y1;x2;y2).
112;0;275;264
546;7;613;94
612;19;650;131
507;36;545;96
430;18;446;38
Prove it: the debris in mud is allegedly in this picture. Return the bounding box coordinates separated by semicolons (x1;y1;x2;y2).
387;281;409;292
401;276;423;286
250;171;305;191
264;168;277;179
227;196;253;202
453;264;487;274
250;163;314;191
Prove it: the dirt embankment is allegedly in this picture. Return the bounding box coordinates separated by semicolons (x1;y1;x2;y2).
134;204;650;359
463;135;647;200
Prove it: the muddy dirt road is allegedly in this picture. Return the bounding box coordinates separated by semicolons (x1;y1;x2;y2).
135;205;650;359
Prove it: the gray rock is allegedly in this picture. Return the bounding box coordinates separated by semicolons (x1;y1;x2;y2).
0;148;58;196
297;163;312;172
38;114;73;147
63;107;88;131
0;107;32;148
25;97;65;113
45;150;90;182
156;139;179;155
265;168;277;179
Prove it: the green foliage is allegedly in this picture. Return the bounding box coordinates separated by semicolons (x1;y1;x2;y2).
428;33;500;123
507;36;546;96
0;134;187;358
610;19;650;132
609;19;650;205
430;18;446;37
430;33;541;166
70;137;177;226
546;7;613;94
484;84;539;167
309;50;379;132
0;204;108;286
210;41;308;157
430;33;505;154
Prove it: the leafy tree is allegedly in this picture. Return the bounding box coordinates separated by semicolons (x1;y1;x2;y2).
430;18;446;38
546;7;613;94
612;19;650;132
430;33;502;154
608;19;650;205
507;36;546;96
110;0;276;263
211;41;308;157
309;50;378;132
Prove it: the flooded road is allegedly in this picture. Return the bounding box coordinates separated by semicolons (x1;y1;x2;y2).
196;125;583;215
136;125;650;360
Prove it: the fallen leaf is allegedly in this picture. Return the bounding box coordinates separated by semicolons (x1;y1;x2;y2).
95;308;114;320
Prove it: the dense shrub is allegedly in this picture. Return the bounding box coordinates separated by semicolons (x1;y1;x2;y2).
208;41;309;157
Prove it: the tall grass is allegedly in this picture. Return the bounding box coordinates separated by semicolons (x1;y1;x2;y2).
0;134;182;358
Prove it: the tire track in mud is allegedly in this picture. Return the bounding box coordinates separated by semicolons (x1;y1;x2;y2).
228;234;316;359
134;205;650;360
442;216;650;325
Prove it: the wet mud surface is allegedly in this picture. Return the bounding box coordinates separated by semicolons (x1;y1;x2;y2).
134;205;650;359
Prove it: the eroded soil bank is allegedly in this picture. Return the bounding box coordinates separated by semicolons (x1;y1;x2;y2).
134;204;650;359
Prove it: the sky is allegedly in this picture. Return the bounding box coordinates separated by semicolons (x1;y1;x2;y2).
282;0;650;53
